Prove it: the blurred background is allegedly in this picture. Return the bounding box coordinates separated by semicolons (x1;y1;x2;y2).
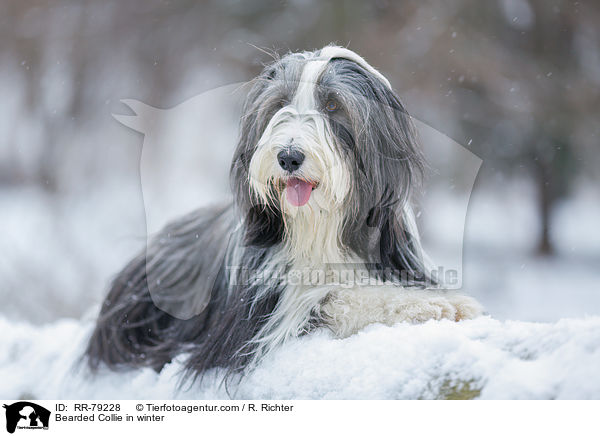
1;0;599;325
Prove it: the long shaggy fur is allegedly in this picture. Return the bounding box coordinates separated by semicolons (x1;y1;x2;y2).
85;45;482;384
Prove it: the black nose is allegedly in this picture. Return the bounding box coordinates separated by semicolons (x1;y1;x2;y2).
277;149;305;173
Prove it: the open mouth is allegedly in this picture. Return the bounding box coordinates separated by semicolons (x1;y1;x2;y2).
284;177;318;207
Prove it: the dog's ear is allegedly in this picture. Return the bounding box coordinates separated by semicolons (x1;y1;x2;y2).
349;189;431;287
362;83;430;286
230;71;286;248
230;73;281;213
327;58;431;285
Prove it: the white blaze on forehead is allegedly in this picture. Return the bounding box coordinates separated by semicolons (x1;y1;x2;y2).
292;58;329;112
292;45;392;111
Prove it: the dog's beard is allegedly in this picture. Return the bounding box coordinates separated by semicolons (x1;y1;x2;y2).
248;107;352;261
249;107;350;213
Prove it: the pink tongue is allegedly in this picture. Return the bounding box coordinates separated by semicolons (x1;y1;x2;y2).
285;178;313;207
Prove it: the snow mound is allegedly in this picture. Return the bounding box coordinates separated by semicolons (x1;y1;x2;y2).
2;315;600;399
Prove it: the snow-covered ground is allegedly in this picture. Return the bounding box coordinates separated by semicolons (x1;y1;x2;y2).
2;315;600;399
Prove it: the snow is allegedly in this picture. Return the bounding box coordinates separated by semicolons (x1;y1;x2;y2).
2;315;600;400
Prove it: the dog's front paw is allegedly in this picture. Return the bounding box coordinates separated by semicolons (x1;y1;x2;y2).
321;289;484;338
444;293;484;321
393;292;483;323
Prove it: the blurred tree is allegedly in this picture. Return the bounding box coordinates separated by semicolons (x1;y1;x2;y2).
460;0;592;255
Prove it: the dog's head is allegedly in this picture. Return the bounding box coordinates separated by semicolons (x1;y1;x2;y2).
231;45;430;283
